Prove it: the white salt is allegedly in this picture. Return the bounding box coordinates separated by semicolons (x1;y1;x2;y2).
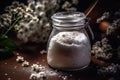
47;31;91;70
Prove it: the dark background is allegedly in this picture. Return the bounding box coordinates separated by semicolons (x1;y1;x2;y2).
0;0;120;24
0;0;119;13
0;0;120;41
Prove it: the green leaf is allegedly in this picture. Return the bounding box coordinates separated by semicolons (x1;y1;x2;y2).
0;47;12;53
0;35;17;50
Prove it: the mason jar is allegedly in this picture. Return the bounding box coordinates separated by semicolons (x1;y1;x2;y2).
47;12;94;70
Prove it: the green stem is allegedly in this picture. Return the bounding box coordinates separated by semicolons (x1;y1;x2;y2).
3;16;22;35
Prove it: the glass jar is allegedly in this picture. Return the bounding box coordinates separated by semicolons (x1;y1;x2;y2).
47;12;94;70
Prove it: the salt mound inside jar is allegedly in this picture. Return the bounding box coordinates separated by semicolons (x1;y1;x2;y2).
47;31;91;70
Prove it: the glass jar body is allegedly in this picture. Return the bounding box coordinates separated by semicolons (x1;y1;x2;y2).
47;12;93;70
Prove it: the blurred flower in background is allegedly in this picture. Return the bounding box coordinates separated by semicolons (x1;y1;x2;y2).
0;0;80;43
91;9;120;77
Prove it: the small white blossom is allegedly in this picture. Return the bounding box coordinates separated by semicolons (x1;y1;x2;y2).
29;73;39;80
35;3;45;11
92;38;112;60
98;63;119;75
96;12;109;23
32;16;39;22
72;0;79;5
39;11;46;17
31;64;45;72
38;71;46;78
29;72;46;80
16;56;24;63
22;60;29;67
24;13;33;22
62;1;71;10
26;7;33;13
28;0;35;9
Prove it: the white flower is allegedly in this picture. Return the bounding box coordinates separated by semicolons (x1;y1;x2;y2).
96;12;109;23
28;0;35;9
3;21;9;26
29;73;39;80
72;0;79;5
16;56;24;63
62;1;71;9
101;38;109;46
32;16;39;22
26;7;33;13
91;37;112;60
12;1;19;7
22;60;29;67
35;3;45;11
39;11;46;17
0;23;4;27
31;64;45;72
38;72;46;78
94;41;101;46
29;72;46;80
24;13;33;21
66;7;77;12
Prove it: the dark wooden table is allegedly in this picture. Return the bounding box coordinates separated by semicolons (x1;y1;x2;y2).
0;37;111;80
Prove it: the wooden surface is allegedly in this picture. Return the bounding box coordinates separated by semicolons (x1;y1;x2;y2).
0;37;112;80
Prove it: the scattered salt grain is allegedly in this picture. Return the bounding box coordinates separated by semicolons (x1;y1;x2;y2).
4;62;7;64
16;53;19;56
36;62;39;64
4;73;8;76
8;78;11;80
14;66;17;69
42;59;45;62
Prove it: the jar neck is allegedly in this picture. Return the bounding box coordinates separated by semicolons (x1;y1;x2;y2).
52;25;85;31
52;12;87;30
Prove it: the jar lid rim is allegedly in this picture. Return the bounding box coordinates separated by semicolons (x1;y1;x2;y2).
52;12;86;20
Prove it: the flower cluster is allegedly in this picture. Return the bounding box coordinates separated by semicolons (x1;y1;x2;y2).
16;55;29;67
0;1;25;35
61;0;79;12
94;9;120;77
96;12;109;23
91;38;112;60
0;0;59;43
97;63;120;76
30;64;46;80
16;0;59;43
0;0;81;43
107;19;120;35
30;71;46;80
31;64;45;73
